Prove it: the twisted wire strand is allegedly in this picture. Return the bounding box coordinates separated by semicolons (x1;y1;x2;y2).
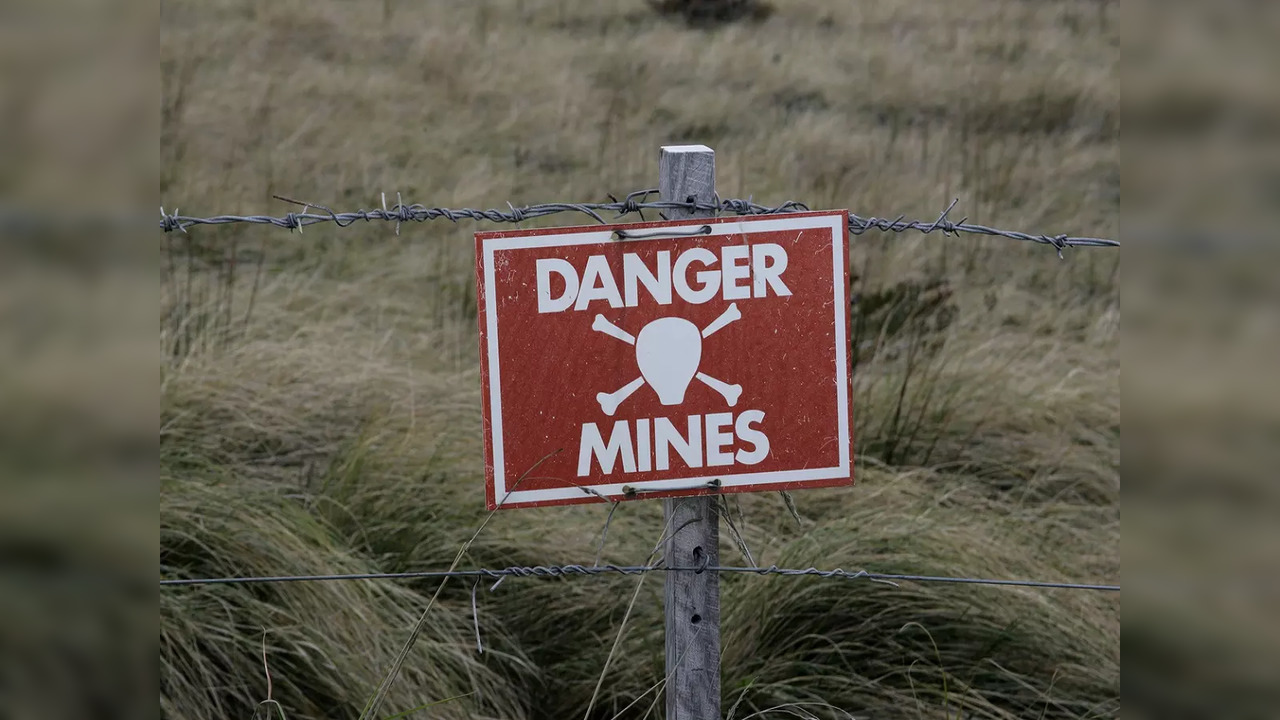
158;189;1118;251
158;563;1120;592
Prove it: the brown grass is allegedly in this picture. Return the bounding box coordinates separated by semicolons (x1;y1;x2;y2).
160;1;1118;718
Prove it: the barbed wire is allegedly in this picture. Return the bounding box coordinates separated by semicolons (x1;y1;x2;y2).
158;189;1119;254
158;563;1120;592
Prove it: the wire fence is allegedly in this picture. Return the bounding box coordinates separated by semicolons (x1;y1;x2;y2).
158;563;1120;592
158;183;1118;716
158;187;1119;596
158;189;1119;256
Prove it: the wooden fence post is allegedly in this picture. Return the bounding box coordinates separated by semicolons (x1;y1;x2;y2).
658;144;721;720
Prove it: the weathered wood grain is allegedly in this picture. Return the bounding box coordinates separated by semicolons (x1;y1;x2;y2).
659;143;721;720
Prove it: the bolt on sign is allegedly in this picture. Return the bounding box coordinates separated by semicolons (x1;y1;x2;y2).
475;211;853;509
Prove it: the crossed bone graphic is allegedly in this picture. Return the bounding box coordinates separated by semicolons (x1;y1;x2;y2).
592;303;744;416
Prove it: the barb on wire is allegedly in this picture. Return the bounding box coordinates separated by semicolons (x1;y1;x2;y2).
157;563;1120;592
157;190;1119;250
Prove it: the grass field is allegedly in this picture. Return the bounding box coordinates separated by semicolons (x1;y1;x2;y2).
159;1;1119;717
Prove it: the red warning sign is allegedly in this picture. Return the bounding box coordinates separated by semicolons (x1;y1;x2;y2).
476;211;852;509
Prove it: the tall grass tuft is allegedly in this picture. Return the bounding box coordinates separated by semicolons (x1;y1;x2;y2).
160;478;536;720
721;479;1118;719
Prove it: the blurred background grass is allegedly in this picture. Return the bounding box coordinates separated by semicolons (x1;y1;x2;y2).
158;1;1119;718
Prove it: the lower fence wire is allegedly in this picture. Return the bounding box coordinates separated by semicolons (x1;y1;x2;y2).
158;564;1119;592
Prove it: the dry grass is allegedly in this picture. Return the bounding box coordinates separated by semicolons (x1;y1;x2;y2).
160;0;1118;718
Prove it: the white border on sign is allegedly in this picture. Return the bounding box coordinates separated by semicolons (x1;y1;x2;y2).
482;213;850;506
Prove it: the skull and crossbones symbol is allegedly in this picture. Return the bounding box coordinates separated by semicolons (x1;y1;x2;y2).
591;303;744;416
